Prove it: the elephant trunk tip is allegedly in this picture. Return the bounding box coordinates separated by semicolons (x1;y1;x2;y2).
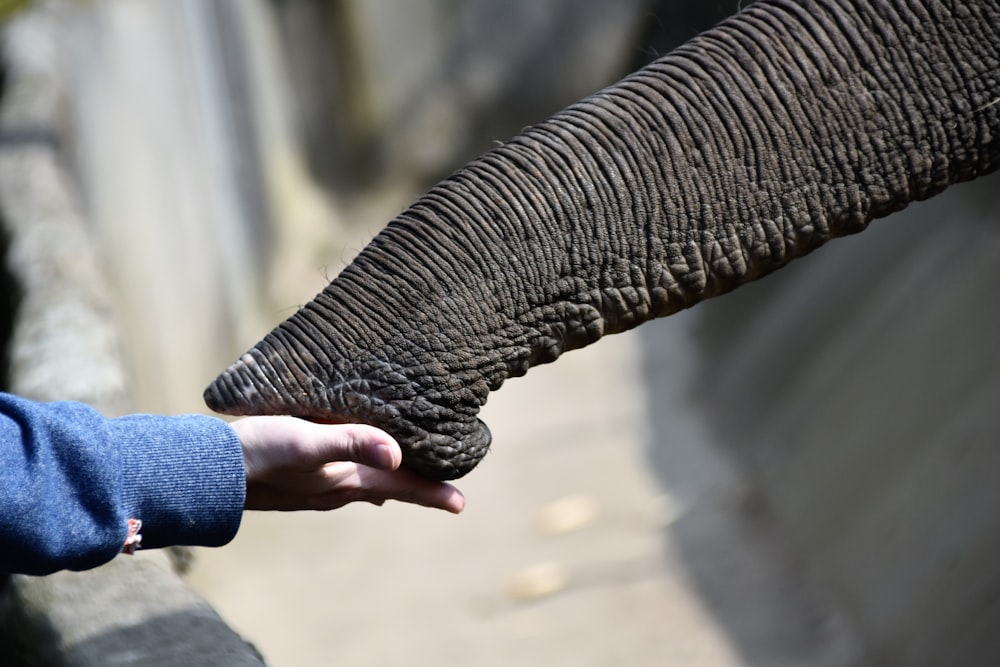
203;353;286;416
205;351;498;482
202;376;243;415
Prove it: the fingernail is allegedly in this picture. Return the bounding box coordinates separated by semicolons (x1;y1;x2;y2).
375;444;396;469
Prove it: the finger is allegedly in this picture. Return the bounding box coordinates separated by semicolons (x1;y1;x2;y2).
414;483;465;514
350;468;466;514
247;462;466;513
251;481;465;513
298;423;402;471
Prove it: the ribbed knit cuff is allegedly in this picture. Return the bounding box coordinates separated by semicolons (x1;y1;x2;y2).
112;414;245;550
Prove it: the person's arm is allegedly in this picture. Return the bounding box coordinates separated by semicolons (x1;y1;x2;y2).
1;393;465;576
0;393;244;575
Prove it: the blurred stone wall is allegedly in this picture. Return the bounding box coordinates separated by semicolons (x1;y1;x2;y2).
630;4;1000;664
0;4;266;664
52;0;666;417
62;0;280;415
272;0;651;193
661;173;1000;666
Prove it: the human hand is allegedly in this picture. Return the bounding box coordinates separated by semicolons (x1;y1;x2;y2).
229;417;466;513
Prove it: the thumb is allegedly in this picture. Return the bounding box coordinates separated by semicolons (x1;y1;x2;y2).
303;422;403;470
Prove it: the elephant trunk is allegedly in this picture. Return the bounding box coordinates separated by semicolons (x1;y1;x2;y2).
207;0;1000;479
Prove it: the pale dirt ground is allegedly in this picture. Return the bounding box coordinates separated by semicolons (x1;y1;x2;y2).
187;325;742;666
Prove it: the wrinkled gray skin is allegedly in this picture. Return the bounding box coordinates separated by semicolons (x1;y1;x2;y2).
206;0;1000;480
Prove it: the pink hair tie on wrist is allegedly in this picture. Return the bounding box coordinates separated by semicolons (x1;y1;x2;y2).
121;518;143;555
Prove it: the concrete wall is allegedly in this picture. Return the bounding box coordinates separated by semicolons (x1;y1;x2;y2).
0;4;265;664
658;172;1000;665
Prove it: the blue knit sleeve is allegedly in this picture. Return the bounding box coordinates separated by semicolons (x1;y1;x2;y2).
0;393;245;575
